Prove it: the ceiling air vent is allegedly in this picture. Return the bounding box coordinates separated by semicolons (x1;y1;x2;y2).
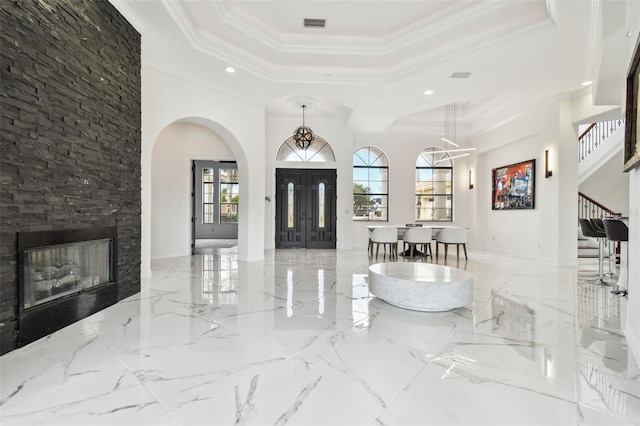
304;18;326;28
450;72;472;79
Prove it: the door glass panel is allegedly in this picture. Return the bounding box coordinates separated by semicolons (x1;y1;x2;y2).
287;182;294;228
219;168;239;223
203;168;215;224
318;183;325;228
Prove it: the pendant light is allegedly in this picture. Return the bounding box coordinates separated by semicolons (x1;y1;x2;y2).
293;104;315;150
441;103;459;147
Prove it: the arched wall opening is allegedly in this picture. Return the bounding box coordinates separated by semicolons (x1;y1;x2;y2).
141;67;266;276
143;112;263;275
151;121;236;260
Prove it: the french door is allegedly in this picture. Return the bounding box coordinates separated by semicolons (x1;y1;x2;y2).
275;168;336;249
192;160;239;254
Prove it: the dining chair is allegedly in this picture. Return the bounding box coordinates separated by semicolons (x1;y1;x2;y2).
402;227;432;258
435;227;467;260
370;226;398;259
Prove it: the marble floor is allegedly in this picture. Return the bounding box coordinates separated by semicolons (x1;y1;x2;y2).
1;249;639;425
194;239;238;255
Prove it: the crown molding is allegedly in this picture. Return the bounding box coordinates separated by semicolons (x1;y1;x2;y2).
161;0;553;86
141;61;265;108
387;16;556;84
212;1;508;57
109;0;147;33
472;95;561;136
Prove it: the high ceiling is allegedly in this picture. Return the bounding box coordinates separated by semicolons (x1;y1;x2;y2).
113;0;635;138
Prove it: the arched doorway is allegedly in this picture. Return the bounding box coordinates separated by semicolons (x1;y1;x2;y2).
151;121;238;258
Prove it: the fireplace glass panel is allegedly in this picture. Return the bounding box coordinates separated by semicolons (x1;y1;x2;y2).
23;238;113;309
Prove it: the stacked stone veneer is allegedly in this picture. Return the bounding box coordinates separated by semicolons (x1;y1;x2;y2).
0;0;141;354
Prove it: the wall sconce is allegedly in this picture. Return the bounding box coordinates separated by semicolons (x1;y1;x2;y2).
545;149;553;178
468;169;474;189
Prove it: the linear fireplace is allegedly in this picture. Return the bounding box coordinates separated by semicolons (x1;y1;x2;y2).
17;227;118;347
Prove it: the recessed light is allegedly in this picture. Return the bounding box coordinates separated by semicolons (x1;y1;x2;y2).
424;90;434;95
225;67;236;73
581;80;592;87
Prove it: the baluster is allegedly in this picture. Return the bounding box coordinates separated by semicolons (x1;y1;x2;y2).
578;119;626;163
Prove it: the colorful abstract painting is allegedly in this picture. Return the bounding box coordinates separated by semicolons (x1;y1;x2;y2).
492;159;535;210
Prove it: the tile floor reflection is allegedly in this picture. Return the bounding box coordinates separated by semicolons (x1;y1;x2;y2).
1;249;638;425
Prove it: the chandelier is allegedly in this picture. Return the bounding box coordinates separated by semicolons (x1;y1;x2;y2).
293;104;315;150
441;103;458;147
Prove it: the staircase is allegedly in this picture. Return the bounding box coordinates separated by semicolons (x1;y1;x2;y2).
578;226;599;258
577;119;624;259
577;192;620;258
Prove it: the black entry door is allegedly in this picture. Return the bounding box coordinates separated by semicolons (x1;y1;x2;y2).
275;168;336;249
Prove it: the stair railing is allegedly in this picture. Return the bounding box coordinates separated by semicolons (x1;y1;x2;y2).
578;192;620;220
578;119;624;163
578;192;622;263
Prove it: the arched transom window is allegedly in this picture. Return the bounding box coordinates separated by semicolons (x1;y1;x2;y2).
276;135;335;162
353;146;388;221
416;148;453;222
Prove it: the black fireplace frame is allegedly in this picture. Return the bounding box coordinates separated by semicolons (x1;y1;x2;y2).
17;226;118;347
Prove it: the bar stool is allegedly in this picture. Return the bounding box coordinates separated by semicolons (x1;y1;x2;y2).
603;219;629;290
590;218;615;279
578;219;609;285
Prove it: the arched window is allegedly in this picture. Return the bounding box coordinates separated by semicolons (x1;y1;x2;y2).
276;135;335;162
353;146;388;221
416;148;453;221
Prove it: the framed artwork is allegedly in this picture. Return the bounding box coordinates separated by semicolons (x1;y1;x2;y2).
624;33;640;172
492;159;535;210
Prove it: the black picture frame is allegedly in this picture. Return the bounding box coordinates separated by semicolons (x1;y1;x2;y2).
624;33;640;172
492;159;536;210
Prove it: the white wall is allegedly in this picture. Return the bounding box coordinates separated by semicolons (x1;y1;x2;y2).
141;66;266;276
579;148;629;216
626;167;640;365
264;122;477;252
265;117;354;250
348;136;476;251
151;122;234;259
571;91;621;125
473;99;577;264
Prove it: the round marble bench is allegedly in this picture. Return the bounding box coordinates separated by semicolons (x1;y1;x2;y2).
368;262;473;312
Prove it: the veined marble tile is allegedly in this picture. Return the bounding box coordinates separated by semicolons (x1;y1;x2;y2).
465;289;576;352
1;322;116;402
1;368;173;426
174;359;386;425
175;326;427;425
431;332;577;402
575;351;640;423
386;361;578;426
2;249;638;425
359;298;472;355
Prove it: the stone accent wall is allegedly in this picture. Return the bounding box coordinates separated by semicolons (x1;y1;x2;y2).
0;0;141;354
